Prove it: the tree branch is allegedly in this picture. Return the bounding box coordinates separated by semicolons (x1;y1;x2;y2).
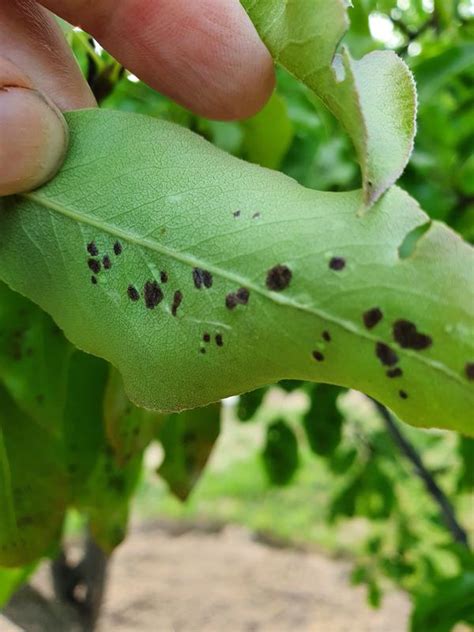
372;400;470;549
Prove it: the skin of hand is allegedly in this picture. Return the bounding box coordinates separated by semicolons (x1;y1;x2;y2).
0;0;275;196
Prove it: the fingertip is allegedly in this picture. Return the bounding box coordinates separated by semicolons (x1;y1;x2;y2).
0;86;68;196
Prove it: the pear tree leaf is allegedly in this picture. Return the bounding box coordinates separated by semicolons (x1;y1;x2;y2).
262;419;299;486
303;384;344;456
242;92;294;169
0;282;73;435
63;353;146;554
0;110;472;435
157;402;221;500
242;0;417;205
0;385;67;566
236;388;266;422
104;367;165;465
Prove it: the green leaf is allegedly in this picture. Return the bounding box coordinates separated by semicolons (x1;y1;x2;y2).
62;352;145;553
0;564;36;607
410;572;474;632
0;282;73;434
242;93;294;169
237;388;266;422
157;402;221;500
0;385;67;566
104;367;164;464
303;384;344;456
241;0;417;205
0;110;472;435
262;419;299;486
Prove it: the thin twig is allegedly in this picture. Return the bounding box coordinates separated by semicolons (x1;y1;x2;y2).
372;399;470;549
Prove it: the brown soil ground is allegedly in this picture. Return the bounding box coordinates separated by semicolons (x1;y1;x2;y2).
3;521;410;632
97;521;409;632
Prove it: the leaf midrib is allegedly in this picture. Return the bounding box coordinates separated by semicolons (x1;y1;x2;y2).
22;191;466;390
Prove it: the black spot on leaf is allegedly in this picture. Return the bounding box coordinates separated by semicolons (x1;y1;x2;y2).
88;258;101;274
386;367;403;378
91;275;97;285
193;268;213;289
399;390;408;399
465;363;474;381
226;287;250;309
172;290;183;316
312;351;324;362
127;285;140;302
252;212;261;219
144;280;163;309
87;242;99;256
329;257;346;271
236;287;249;304
103;255;112;270
200;347;206;354
113;241;122;256
363;307;383;329
160;271;168;283
203;333;211;343
376;342;399;367
226;294;238;310
215;334;223;347
322;331;331;342
393;320;432;350
266;265;292;291
233;210;241;218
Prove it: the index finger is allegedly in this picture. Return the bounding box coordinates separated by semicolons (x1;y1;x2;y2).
38;0;275;120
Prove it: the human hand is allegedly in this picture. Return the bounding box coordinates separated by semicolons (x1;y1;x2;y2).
0;0;274;196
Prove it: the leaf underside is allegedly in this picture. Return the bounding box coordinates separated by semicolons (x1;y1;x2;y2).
0;110;472;436
241;0;417;206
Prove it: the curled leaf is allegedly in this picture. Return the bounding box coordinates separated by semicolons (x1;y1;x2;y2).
242;0;417;205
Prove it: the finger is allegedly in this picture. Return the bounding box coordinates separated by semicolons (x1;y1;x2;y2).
0;57;68;196
1;0;95;110
38;0;275;120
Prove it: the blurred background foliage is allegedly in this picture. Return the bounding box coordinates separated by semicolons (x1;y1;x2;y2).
1;1;473;630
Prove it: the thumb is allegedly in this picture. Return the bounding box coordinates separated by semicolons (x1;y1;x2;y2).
0;57;68;196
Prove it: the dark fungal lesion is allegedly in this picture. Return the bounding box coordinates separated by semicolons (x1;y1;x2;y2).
233;210;241;218
252;212;261;219
160;271;168;283
393;319;432;350
399;390;408;399
465;363;474;381
322;331;331;342
171;290;183;317
127;285;140;302
144;280;163;309
103;255;112;270
215;334;224;347
312;350;324;362
363;307;383;329
266;264;292;291
91;275;98;285
329;257;346;271
386;367;403;378
87;241;99;256
203;333;211;343
193;268;213;289
226;287;250;310
88;258;101;274
375;342;399;367
113;241;123;256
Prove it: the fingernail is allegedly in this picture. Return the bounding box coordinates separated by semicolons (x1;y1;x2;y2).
0;86;68;196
